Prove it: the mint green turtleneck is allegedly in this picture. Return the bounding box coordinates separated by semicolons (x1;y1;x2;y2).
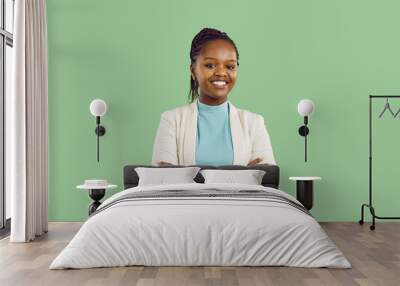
195;100;234;166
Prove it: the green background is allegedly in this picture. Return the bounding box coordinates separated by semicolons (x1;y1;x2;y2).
47;0;400;221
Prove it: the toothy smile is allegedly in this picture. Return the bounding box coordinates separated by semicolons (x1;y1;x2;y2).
210;80;228;87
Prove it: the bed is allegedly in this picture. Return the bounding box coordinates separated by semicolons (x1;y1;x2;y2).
50;164;350;269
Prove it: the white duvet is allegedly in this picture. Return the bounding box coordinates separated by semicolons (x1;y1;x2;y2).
50;183;351;269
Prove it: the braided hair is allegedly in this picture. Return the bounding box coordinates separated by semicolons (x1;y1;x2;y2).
189;28;240;103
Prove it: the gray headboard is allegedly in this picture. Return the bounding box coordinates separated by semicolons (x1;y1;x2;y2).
123;164;280;189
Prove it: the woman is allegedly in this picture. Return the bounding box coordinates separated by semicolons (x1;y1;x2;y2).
152;28;276;166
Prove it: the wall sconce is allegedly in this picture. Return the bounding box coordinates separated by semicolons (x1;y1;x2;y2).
89;99;107;162
297;99;315;162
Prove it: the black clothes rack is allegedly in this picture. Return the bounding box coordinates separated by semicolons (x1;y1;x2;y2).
359;95;400;230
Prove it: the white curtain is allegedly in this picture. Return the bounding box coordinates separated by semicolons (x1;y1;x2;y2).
7;0;49;242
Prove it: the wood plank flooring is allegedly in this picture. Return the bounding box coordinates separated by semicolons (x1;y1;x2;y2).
0;222;399;286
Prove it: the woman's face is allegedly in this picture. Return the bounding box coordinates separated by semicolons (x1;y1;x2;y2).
191;39;238;105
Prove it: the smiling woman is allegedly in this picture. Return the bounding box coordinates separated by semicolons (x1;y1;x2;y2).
151;28;276;167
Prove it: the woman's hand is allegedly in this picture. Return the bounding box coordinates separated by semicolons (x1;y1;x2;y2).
158;161;173;166
247;157;263;166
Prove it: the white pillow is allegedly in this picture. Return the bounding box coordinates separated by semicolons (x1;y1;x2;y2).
200;169;266;185
135;167;201;186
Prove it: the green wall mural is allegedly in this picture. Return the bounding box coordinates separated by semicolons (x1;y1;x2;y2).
47;0;400;221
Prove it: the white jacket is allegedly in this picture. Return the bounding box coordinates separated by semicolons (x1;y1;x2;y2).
151;99;276;166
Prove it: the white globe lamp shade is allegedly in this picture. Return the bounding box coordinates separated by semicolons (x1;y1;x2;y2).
297;99;314;116
90;99;107;117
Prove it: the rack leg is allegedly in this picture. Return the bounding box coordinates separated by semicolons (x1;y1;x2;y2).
359;204;366;225
360;201;400;230
359;204;377;230
369;206;376;231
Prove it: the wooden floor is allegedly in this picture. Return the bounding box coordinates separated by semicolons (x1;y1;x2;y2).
0;222;399;286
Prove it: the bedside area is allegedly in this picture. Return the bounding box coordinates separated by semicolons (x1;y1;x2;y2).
77;180;117;215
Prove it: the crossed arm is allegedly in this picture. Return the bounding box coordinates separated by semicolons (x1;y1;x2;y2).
157;157;263;167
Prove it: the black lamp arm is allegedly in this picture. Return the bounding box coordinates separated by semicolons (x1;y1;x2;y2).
298;116;310;162
94;116;106;162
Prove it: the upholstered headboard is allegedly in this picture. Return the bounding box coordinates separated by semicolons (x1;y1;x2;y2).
123;164;280;189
